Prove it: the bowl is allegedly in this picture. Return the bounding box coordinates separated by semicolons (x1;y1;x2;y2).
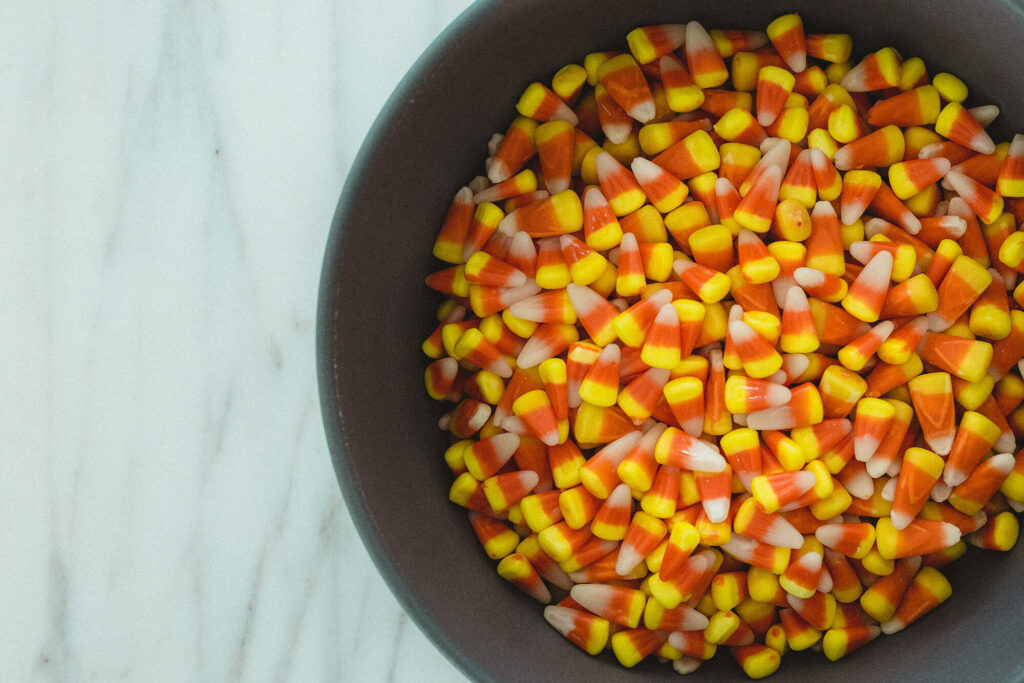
318;0;1024;679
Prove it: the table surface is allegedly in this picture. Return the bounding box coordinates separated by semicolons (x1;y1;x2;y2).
2;0;476;679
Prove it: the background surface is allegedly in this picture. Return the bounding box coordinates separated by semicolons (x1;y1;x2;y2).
2;0;474;679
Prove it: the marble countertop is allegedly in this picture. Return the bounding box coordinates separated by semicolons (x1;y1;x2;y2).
4;0;474;679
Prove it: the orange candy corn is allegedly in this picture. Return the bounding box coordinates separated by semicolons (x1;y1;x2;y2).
735;165;782;233
751;470;818;513
482;469;539;513
489;117;538;183
757;66;796;127
880;566;952;634
685;21;730;88
598;54;656;123
795;267;848;303
928;254;994;332
631;156;688;213
859;556;921;622
889;157;950;200
945;170;1004;224
852;397;896;463
838;320;893;371
659;53;706;113
918;332;994;384
724;375;791;415
841;47;901;92
875;517;961;560
617;509;669;575
663;376;705;436
626;24;687;64
839;170;881;226
867;85;941;127
890;447;946;530
947;452;1016;516
908;372;956;455
833;125;905;171
747;382;824;431
655;426;727;472
654;129;722;181
780;285;820;353
729;319;784;378
733;497;804;549
780;148;817;208
766;13;806;72
996;133;1024;197
543;605;611;655
497;552;553;603
738;229;781;284
517;82;579;124
842;250;893;323
810;148;843;202
815;523;875;559
570;583;646;628
944;411;1003;487
674;256;732;303
721;533;792;574
595;151;646;217
433;186;475;263
935;101;996;154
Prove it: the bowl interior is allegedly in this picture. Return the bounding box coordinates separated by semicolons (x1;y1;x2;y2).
319;0;1024;680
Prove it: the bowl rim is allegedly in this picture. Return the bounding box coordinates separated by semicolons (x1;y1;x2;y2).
317;1;497;680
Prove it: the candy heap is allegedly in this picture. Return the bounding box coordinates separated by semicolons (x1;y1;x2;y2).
421;13;1024;678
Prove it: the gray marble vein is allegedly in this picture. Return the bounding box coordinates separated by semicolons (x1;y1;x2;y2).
0;0;476;680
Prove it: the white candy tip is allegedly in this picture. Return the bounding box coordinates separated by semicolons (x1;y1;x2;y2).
765;383;793;406
703;497;730;524
889;509;912;531
926;433;955;456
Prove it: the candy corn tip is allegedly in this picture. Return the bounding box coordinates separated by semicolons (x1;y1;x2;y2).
925;312;952;332
902;214;922;235
673;656;703;675
775;525;806;550
615;546;644;577
970;135;996;155
787;54;807;74
865;458;888;478
782;353;810;379
704;497;731;524
629;101;657;124
803;550;824;571
488;160;511;185
853;436;880;463
942;521;963;547
793;267;824;289
926;434;954;456
840;205;861;227
970;511;989;531
881;617;906;635
539;431;561;446
995;433;1017;453
989;452;1017;474
815;524;839;544
889;510;913;531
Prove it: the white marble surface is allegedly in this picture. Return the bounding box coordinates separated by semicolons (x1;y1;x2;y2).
2;0;475;680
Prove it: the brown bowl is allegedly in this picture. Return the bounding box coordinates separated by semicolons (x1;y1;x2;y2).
318;0;1024;679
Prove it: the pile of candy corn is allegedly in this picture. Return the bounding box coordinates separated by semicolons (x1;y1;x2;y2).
421;13;1024;678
